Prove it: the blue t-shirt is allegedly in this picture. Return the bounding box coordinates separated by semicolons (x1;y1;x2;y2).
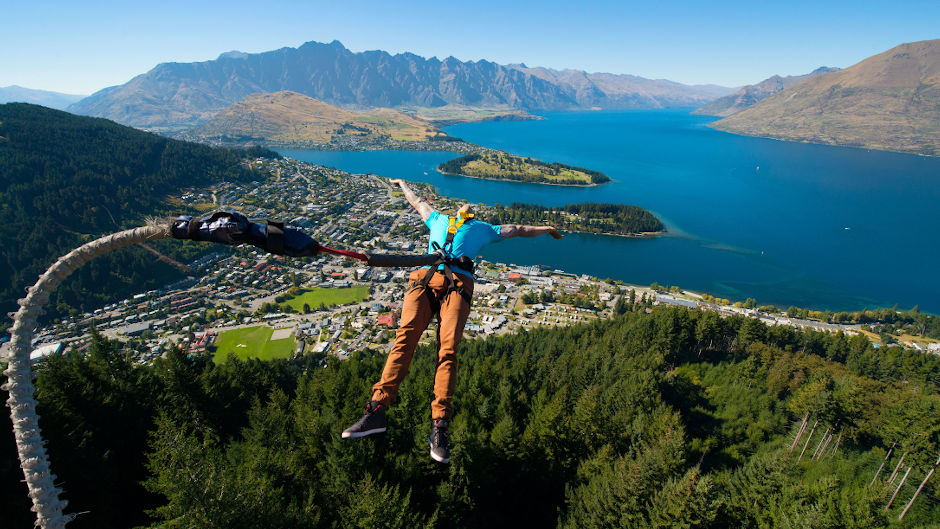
424;210;502;277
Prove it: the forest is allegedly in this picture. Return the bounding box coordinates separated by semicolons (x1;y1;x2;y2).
438;153;611;185
3;303;939;528
490;202;664;235
0;103;275;328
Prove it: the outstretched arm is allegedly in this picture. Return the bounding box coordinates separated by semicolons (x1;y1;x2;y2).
390;179;433;222
500;225;564;240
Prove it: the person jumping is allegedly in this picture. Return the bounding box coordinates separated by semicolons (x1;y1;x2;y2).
341;178;563;463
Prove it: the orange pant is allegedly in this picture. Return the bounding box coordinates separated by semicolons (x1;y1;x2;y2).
372;268;474;420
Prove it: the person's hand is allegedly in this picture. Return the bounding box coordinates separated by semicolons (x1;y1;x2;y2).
548;228;564;239
389;179;405;186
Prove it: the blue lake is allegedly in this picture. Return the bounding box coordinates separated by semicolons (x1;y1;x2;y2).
278;110;940;313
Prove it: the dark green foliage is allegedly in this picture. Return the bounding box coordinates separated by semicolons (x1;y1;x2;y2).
0;103;269;326
438;154;611;184
31;331;163;529
3;307;940;527
1;330;298;529
0;390;34;528
486;202;663;235
438;154;479;171
715;451;891;528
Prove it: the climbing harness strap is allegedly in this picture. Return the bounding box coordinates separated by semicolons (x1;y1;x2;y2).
410;213;476;313
411;262;472;315
443;211;474;253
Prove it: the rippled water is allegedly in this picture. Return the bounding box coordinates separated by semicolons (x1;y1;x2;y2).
278;109;940;313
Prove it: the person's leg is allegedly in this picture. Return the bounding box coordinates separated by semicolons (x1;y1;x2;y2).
344;270;434;438
430;274;474;420
370;269;434;406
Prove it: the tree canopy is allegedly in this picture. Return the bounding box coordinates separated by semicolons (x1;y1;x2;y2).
0;103;276;326
488;202;664;235
3;305;939;528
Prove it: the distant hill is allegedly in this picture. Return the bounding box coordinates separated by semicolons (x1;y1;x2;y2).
192;91;442;144
0;103;265;325
692;67;839;117
508;65;733;108
711;40;940;155
67;40;732;131
0;85;86;110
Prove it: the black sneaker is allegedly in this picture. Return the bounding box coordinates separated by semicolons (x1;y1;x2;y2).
341;401;387;438
428;419;450;463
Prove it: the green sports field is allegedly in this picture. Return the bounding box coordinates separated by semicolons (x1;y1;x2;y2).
281;286;370;311
212;326;295;364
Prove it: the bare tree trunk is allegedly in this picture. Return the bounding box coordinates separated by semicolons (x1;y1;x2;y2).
3;223;169;529
886;466;912;510
899;455;940;521
790;413;809;452
798;420;818;461
829;431;841;457
811;427;830;459
815;431;834;460
871;443;895;487
888;453;906;486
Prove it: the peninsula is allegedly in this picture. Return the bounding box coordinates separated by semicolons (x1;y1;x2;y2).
189;91;444;145
486;202;663;236
438;153;610;186
178;91;524;156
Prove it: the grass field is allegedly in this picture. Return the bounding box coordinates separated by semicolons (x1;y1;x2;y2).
213;326;295;364
281;286;370;312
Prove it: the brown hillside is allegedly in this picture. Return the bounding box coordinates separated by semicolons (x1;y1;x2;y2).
712;40;940;155
193;91;441;143
692;67;839;117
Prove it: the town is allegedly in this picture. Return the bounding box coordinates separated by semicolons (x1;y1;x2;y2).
5;156;939;366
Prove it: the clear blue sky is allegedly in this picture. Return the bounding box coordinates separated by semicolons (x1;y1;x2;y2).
3;0;938;95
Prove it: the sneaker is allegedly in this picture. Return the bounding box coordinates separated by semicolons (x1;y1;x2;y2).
428;419;450;463
341;401;387;438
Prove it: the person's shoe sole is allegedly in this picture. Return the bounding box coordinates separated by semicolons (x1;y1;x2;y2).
341;427;386;439
429;441;450;463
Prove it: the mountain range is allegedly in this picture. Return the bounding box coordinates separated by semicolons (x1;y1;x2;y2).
0;85;86;110
67;40;734;131
691;67;840;117
508;65;730;109
711;39;940;156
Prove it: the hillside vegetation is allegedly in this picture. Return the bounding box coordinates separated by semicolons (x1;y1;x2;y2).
3;305;939;528
712;40;940;155
439;153;610;185
193;91;444;145
0;103;269;325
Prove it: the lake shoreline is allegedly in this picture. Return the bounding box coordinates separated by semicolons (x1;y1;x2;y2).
276;108;940;313
437;168;606;187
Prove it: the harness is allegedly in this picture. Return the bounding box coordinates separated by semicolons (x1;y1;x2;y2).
411;213;476;313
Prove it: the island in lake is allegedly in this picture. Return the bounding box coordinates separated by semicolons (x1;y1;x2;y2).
438;153;611;186
485;202;663;237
